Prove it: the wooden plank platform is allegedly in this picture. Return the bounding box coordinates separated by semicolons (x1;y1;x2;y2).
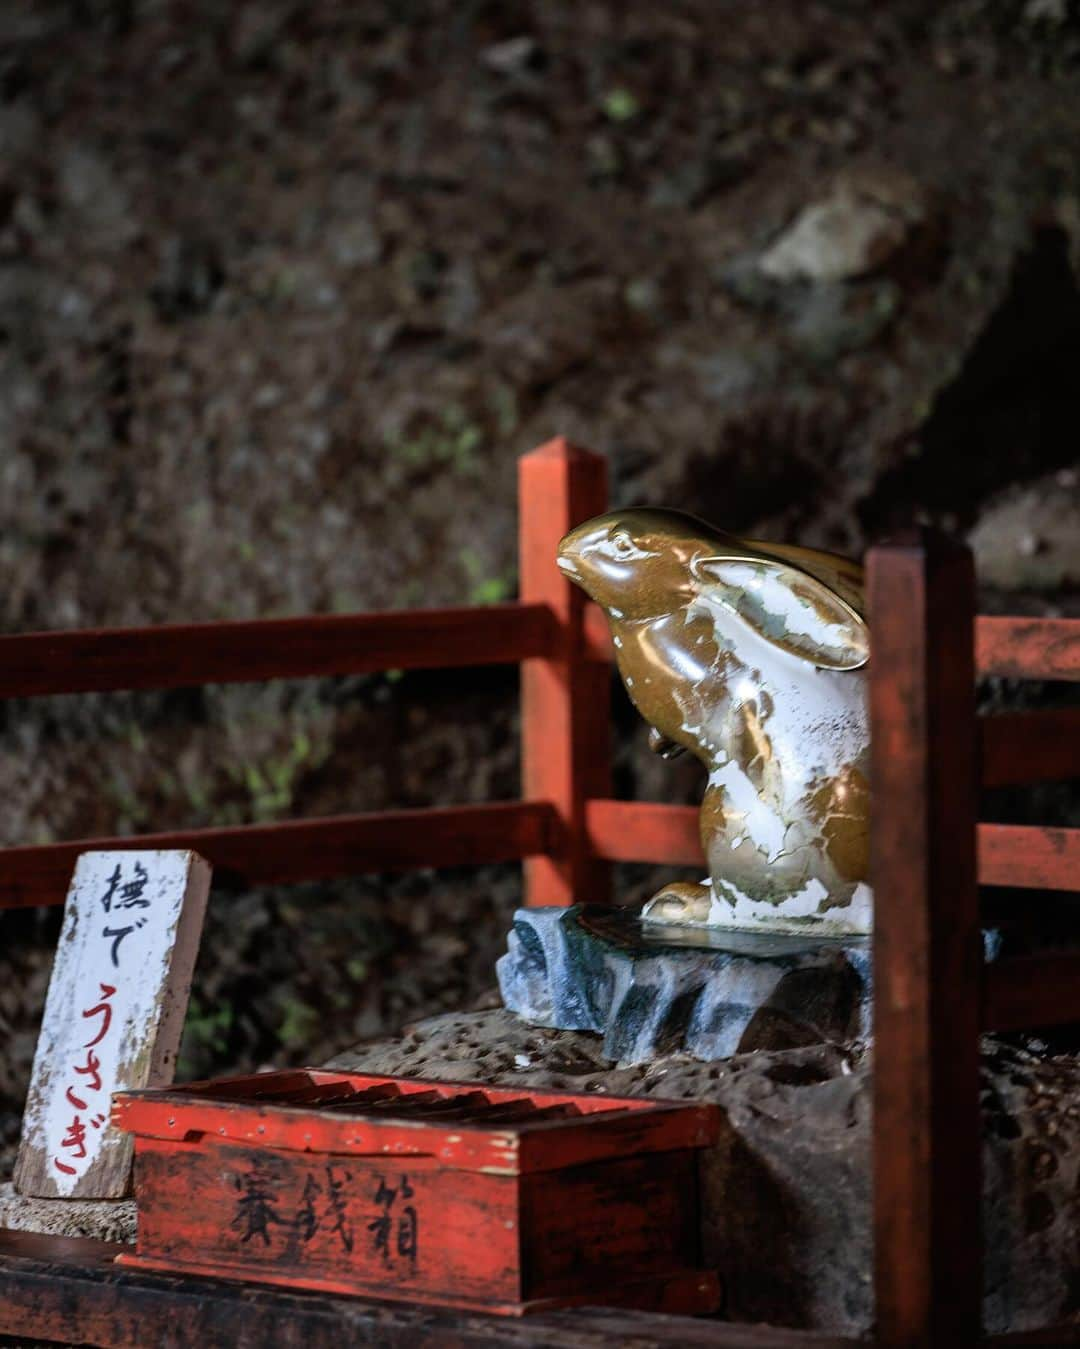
2;1230;1075;1346
0;1230;855;1349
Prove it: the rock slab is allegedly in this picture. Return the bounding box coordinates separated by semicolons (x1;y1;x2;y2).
0;1180;135;1244
496;905;871;1063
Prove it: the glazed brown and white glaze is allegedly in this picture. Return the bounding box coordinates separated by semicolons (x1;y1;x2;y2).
557;508;872;934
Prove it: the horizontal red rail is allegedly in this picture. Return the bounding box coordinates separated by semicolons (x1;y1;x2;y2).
976;822;1080;892
586;800;702;866
5;602;1076;699
980;709;1080;786
587;605;1080;683
0;603;557;698
983;952;1080;1033
586;800;1080;894
977;615;1080;682
589;608;1079;786
13;799;1072;909
0;801;555;909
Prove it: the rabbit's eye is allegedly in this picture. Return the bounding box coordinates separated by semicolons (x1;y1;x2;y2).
611;534;634;557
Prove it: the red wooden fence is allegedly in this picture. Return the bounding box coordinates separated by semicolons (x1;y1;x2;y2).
2;439;1080;1346
2;438;1078;915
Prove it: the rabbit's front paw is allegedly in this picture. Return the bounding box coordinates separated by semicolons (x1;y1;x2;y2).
641;881;711;924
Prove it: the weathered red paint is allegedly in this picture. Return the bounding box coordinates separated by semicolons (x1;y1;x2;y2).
976;614;1080;682
114;1070;719;1317
868;533;982;1348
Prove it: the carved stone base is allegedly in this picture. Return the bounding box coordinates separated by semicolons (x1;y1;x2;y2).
496;905;872;1065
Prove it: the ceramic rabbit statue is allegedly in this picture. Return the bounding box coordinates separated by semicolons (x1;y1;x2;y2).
557;508;872;935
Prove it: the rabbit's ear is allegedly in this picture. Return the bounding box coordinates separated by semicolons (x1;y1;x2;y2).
691;556;868;671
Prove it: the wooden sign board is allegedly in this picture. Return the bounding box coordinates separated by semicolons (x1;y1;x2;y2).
13;850;211;1199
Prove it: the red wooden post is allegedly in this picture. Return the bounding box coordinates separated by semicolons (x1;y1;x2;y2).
519;439;612;907
868;530;982;1348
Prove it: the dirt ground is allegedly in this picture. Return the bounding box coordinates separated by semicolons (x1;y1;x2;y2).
2;0;1080;1170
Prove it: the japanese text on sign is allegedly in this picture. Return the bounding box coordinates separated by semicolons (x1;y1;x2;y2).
14;850;211;1199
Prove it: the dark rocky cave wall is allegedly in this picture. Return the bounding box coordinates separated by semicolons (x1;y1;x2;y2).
2;0;1080;1164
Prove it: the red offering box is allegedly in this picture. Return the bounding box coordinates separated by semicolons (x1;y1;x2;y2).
113;1069;720;1317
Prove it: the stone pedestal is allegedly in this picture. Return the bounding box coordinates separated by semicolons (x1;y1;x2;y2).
497;905;872;1064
